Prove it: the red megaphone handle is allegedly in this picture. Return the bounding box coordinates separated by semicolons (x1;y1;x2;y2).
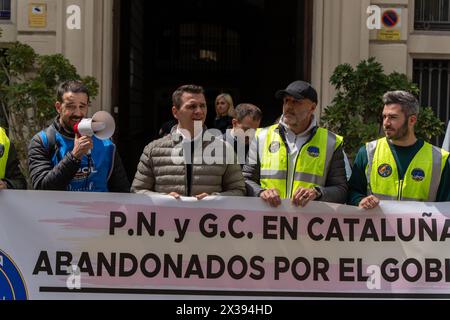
73;122;81;138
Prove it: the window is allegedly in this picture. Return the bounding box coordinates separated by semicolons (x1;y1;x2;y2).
413;59;450;145
0;0;11;20
415;0;450;30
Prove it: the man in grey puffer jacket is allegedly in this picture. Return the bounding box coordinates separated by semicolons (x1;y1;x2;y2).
131;85;245;199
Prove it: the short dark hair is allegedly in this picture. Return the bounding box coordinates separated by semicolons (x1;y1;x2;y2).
172;84;204;109
233;103;262;122
57;80;90;103
383;91;419;117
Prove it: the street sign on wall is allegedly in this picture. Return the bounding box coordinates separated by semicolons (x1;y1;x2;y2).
377;8;401;41
28;3;47;28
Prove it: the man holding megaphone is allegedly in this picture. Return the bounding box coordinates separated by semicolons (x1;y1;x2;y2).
28;80;130;193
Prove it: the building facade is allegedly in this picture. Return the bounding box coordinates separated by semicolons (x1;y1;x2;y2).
1;0;449;175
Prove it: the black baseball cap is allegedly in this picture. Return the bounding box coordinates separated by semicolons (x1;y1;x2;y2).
275;80;318;103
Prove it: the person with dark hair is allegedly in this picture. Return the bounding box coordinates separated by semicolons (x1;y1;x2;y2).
243;80;348;207
131;84;245;199
28;80;129;192
348;90;450;208
223;103;262;166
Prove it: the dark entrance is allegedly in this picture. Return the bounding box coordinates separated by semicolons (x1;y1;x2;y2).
113;0;313;179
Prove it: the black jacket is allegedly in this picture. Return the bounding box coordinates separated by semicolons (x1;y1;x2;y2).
28;118;130;192
214;116;233;134
2;140;27;189
222;131;250;168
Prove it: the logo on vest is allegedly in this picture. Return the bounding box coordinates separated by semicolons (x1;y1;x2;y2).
269;141;281;153
411;168;425;182
0;249;28;300
378;164;393;178
307;146;320;158
73;165;98;181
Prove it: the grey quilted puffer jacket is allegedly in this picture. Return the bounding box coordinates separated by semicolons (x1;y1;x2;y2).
131;133;246;197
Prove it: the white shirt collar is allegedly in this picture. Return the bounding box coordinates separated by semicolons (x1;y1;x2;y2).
279;114;317;138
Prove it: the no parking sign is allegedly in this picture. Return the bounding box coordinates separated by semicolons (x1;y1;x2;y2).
378;8;402;41
382;10;399;28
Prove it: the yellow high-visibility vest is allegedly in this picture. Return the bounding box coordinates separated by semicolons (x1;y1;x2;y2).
258;125;343;198
0;127;10;180
365;138;449;201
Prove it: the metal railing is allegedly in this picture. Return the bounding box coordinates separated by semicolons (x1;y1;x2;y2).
413;59;450;145
415;0;450;30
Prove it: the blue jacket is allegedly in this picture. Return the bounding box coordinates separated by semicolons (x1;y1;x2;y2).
28;118;130;192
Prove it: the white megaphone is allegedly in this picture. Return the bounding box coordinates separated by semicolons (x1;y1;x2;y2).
73;111;116;140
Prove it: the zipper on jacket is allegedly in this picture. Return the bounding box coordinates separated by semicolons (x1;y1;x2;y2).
286;156;290;198
279;125;317;199
290;148;302;199
184;141;194;196
189;166;193;197
278;127;290;198
398;180;403;201
185;164;189;196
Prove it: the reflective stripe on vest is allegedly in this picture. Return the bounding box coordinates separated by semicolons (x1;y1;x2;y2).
0;127;10;180
366;138;449;201
259;125;343;198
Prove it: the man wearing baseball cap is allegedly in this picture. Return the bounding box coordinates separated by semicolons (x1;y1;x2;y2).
243;80;348;207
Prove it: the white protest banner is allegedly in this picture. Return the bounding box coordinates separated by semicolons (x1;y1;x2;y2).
0;190;450;300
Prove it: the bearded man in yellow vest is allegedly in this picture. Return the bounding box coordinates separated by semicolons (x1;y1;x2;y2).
348;91;450;209
0;127;26;190
243;81;348;207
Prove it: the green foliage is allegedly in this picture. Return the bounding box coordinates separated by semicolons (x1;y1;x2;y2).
0;42;98;181
415;106;446;142
321;57;444;161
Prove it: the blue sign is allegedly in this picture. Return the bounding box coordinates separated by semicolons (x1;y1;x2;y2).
0;250;28;300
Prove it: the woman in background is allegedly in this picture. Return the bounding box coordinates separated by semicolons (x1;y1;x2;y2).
214;93;235;134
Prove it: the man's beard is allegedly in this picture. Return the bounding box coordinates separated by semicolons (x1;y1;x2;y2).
384;120;409;141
